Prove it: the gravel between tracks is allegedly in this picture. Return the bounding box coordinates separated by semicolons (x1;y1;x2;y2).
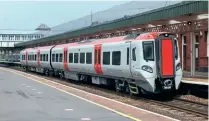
178;95;208;105
6;66;209;121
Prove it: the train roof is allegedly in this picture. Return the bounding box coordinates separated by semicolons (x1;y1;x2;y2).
23;32;171;50
54;32;170;48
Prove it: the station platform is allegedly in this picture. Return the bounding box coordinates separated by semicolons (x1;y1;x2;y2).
0;67;178;121
182;77;208;86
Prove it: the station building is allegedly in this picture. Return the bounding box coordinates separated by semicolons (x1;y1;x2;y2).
0;24;50;59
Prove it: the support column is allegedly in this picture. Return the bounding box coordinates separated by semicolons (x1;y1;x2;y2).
190;32;195;76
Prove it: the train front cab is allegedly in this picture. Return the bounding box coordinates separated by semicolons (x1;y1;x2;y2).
133;33;182;94
154;33;182;93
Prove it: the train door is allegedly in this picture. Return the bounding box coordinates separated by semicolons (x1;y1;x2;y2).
63;47;68;70
130;42;139;78
94;45;103;74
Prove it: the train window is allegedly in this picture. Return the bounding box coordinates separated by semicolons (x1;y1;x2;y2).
94;50;97;64
103;52;110;65
174;39;178;60
35;54;37;61
41;54;42;61
98;49;101;64
86;52;92;64
80;53;85;64
127;48;129;64
43;54;46;61
46;54;48;61
143;41;154;61
132;48;136;61
52;54;55;62
112;51;121;65
69;53;73;63
56;54;59;62
59;53;63;62
74;53;78;63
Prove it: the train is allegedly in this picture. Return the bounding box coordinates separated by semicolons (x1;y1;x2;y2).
4;54;20;62
20;32;182;95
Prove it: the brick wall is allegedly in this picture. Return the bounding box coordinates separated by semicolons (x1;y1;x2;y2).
178;31;208;72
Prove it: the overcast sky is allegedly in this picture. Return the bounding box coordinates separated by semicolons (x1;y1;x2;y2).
0;1;129;31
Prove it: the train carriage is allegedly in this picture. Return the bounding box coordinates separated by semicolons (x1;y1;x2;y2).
20;32;182;95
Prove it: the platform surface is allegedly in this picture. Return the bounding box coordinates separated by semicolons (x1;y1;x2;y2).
182;77;208;86
0;67;178;121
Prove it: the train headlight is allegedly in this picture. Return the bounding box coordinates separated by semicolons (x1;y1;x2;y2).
176;63;181;71
141;65;153;73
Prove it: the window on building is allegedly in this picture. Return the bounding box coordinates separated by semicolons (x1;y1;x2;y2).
69;53;73;63
59;53;63;62
103;52;110;65
22;35;27;40
56;54;59;62
86;52;92;64
2;35;7;40
9;35;14;40
80;53;85;64
74;53;78;63
28;35;33;40
112;51;121;65
15;35;20;40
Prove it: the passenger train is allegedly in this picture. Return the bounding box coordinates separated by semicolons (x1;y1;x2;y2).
20;32;182;95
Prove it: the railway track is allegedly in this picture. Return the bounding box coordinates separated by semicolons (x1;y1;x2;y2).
138;97;208;120
5;66;209;121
